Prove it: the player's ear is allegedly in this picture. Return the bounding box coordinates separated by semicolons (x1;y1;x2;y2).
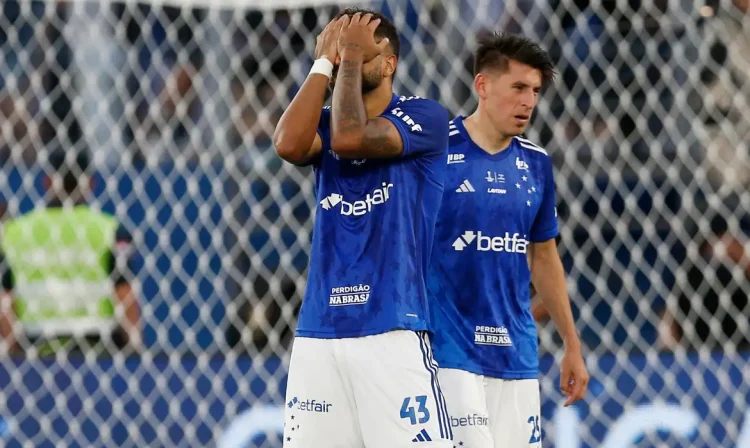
474;73;489;100
383;54;397;79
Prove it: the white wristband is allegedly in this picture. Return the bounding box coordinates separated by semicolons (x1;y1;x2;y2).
310;58;334;79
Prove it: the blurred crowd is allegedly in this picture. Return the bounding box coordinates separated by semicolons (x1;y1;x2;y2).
0;0;748;358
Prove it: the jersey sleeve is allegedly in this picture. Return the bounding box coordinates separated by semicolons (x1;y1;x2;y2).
306;106;331;167
318;106;331;133
530;157;560;242
108;224;139;285
380;98;449;158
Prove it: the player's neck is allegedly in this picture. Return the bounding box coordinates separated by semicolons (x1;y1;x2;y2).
464;109;513;155
362;81;394;119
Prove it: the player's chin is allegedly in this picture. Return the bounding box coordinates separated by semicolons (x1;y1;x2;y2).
513;116;530;128
506;123;529;135
361;80;381;94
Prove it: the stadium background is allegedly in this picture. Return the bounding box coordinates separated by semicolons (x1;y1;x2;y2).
0;0;748;446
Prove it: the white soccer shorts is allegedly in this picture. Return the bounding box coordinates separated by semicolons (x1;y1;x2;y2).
438;368;541;448
283;330;453;448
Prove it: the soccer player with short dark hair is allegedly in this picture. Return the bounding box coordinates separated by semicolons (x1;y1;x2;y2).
427;33;589;447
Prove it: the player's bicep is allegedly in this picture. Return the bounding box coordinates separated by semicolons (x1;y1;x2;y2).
286;132;323;167
530;239;556;258
311;132;322;153
528;239;558;280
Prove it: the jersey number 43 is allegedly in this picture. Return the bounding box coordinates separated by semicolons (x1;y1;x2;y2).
400;396;431;425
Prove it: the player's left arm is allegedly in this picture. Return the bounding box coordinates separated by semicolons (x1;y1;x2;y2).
529;290;549;321
529;241;574;345
330;13;448;159
529;239;588;406
529;158;589;406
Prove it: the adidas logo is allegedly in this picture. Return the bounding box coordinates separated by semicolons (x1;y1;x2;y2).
456;180;475;193
412;429;432;442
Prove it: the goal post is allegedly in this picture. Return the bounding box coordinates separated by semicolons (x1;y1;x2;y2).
0;0;748;447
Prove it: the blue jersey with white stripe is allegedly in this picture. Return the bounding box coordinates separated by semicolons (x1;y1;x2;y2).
295;94;450;338
428;116;559;379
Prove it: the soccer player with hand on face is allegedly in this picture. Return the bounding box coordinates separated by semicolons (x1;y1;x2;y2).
274;8;452;448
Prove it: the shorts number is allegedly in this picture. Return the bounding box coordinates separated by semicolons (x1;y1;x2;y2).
400;395;430;425
528;415;541;443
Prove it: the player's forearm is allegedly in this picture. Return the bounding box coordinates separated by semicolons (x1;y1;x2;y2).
273;74;328;163
531;299;550;322
330;50;367;155
115;283;141;347
530;244;580;348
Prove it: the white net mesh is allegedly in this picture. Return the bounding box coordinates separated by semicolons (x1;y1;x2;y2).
0;0;748;447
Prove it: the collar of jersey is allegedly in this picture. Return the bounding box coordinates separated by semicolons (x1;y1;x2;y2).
454;115;516;162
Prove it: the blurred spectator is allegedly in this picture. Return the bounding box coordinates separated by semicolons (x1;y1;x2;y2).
0;89;37;165
135;61;203;163
230;76;278;160
693;0;750;194
551;115;621;180
0;150;141;357
546;0;679;164
659;214;750;351
0;1;84;164
40;3;84;154
112;4;206;164
228;58;288;161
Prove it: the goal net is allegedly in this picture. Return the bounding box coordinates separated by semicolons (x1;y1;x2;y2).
0;0;748;446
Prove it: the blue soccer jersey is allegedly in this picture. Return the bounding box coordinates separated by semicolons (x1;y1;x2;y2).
428;116;559;379
295;94;450;338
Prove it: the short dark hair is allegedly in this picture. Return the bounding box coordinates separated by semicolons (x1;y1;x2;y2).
473;32;555;86
334;8;400;59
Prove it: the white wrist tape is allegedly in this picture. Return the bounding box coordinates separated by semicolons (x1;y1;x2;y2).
310;58;334;79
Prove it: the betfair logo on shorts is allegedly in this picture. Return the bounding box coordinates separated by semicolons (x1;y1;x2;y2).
329;284;370;307
320;183;394;216
474;325;513;346
286;396;333;413
451;413;489;427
